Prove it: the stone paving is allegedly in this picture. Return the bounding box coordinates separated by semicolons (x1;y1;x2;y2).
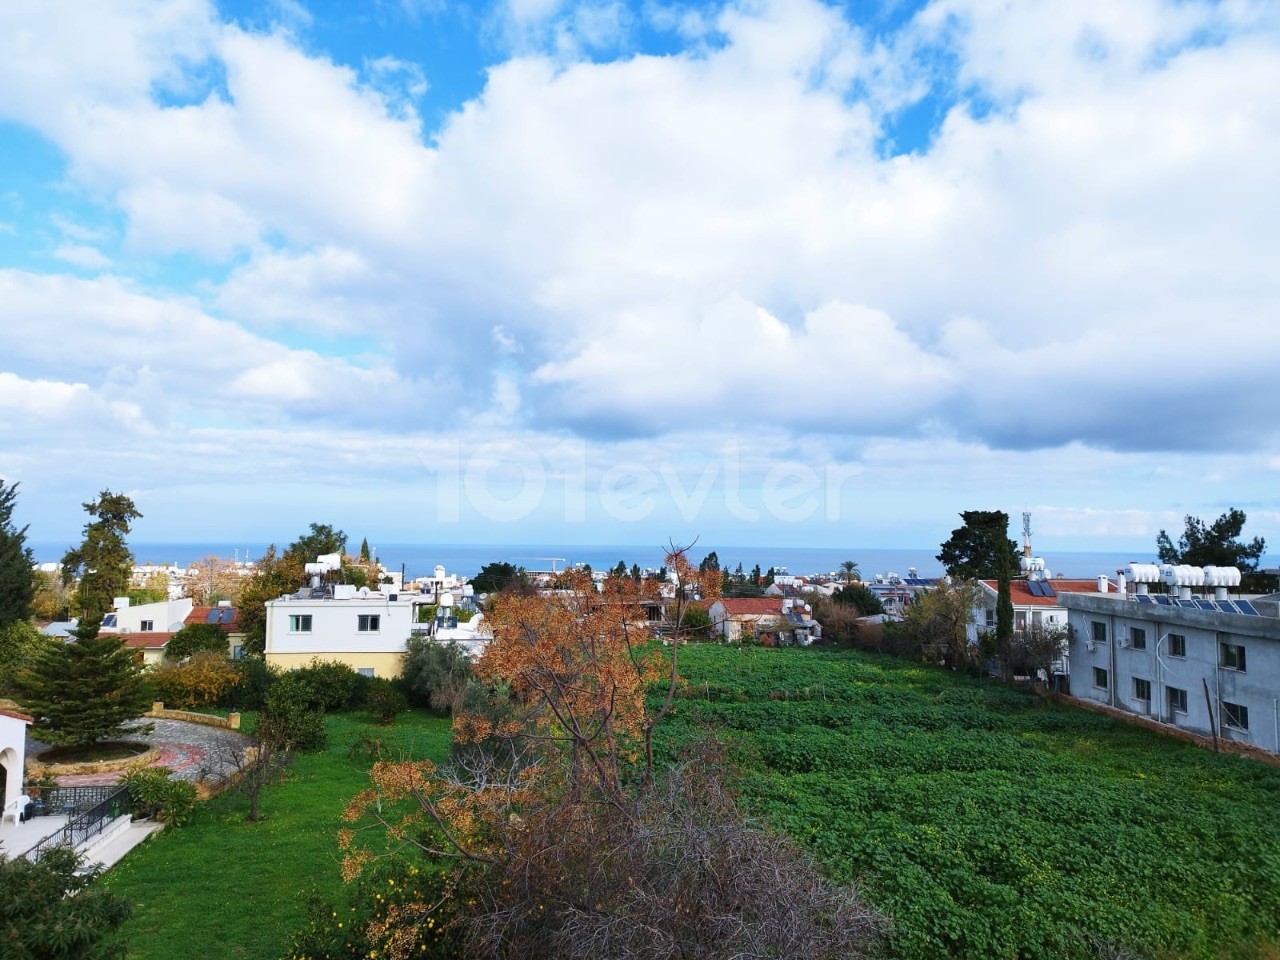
27;719;251;787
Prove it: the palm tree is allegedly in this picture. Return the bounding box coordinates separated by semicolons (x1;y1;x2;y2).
840;560;860;584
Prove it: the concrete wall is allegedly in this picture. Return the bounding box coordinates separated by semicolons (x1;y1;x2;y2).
1064;595;1280;754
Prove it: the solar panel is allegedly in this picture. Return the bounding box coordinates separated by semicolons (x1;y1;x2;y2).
1135;594;1154;604
206;609;221;623
1193;599;1216;611
1041;581;1056;598
221;607;236;623
1026;580;1044;597
1152;595;1172;606
1235;600;1260;616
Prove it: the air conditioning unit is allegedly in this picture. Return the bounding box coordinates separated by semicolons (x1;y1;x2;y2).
1085;640;1097;653
1118;635;1130;649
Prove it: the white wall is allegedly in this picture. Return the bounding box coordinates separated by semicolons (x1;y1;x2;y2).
106;597;193;633
265;596;427;656
0;713;29;817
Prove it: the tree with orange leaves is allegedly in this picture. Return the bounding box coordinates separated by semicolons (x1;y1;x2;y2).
340;544;884;960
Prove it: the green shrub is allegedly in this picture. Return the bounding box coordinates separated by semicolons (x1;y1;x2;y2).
226;656;279;709
402;637;474;714
121;767;197;826
286;858;463;960
260;679;327;751
150;653;239;708
0;846;133;959
365;678;407;725
290;659;369;710
164;623;230;661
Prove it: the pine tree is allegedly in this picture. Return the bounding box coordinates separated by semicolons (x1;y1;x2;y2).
0;479;35;628
61;490;142;622
19;615;153;748
359;537;371;563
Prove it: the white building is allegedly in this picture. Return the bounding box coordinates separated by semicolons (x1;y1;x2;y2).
265;583;430;678
1;708;32;825
100;596;193;634
1062;564;1280;754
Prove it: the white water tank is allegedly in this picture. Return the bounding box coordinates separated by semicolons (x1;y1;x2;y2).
1126;563;1161;583
440;592;455;609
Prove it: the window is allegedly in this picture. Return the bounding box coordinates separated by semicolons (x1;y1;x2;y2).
357;615;381;633
1167;686;1188;714
1168;633;1186;658
232;645;245;661
1091;621;1107;644
1130;627;1147;650
289;614;312;633
985;609;995;627
140;619;155;632
1219;642;1246;672
1133;678;1151;702
1093;667;1109;690
1221;701;1249;731
357;667;375;678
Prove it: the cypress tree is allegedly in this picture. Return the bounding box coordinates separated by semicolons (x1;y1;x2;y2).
0;479;35;627
19;615;153;748
359;537;371;563
996;539;1015;675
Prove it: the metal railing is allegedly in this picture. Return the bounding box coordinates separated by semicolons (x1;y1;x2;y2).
27;785;130;861
24;784;121;819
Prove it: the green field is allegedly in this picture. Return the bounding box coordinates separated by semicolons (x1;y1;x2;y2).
663;645;1280;960
102;710;452;960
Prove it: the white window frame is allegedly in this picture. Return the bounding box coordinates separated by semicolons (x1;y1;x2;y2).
289;614;313;633
357;667;375;678
140;619;155;632
357;614;381;633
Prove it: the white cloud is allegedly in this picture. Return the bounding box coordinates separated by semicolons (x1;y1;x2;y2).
1;0;1280;544
52;244;112;270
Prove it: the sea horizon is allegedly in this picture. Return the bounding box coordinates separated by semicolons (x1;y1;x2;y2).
28;540;1236;582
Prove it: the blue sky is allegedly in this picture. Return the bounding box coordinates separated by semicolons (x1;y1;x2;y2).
1;0;1279;555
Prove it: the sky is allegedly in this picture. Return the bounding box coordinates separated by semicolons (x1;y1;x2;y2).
1;0;1279;553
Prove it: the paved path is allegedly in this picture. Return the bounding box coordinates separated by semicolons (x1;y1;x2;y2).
27;719;251;787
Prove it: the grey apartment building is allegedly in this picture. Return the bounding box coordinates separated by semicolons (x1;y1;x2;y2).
1062;576;1280;754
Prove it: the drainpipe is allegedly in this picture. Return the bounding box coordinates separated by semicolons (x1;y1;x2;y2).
1273;698;1279;755
1109;611;1117;709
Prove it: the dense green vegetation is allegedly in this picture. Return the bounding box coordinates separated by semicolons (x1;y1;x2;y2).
663;645;1280;960
102;710;452;960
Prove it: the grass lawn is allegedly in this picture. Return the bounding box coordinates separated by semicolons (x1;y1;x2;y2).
102;709;452;960
663;645;1280;960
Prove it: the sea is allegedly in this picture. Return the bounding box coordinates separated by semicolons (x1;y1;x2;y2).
28;541;1191;581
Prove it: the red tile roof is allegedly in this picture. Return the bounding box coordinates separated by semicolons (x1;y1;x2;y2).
0;708;33;723
115;632;176;649
716;598;784;616
979;579;1108;607
185;606;241;630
